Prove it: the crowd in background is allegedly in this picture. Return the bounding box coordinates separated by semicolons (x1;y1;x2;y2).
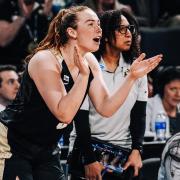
0;0;180;180
1;0;180;69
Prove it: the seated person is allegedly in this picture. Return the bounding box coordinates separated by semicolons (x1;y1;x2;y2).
0;65;20;179
145;66;180;139
80;0;132;13
0;0;53;70
158;132;180;180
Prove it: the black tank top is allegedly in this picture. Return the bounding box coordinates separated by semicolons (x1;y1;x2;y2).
0;59;93;159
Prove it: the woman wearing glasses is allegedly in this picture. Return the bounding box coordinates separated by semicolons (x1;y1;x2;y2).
69;9;148;180
0;5;163;180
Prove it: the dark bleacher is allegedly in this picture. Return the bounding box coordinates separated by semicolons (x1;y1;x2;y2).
140;27;180;66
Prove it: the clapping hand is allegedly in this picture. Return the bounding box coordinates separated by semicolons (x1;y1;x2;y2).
129;53;163;79
74;45;90;76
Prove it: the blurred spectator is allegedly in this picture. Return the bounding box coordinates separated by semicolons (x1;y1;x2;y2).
0;64;20;179
79;0;132;13
0;0;53;71
120;0;180;27
80;0;152;26
119;0;159;26
145;66;180;138
52;0;74;15
158;14;180;27
158;0;180;27
158;132;180;180
0;65;20;110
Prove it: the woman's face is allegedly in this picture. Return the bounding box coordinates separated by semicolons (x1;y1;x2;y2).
75;9;102;54
112;15;133;51
163;79;180;107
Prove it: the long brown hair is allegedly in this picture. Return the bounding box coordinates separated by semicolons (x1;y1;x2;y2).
25;6;90;62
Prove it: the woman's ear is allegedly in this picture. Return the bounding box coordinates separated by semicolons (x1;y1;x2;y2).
67;27;77;39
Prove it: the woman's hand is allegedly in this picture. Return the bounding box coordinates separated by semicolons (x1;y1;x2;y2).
129;53;163;79
123;149;142;176
74;45;90;76
84;161;104;180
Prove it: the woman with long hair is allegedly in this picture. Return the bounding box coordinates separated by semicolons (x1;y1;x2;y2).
0;6;162;180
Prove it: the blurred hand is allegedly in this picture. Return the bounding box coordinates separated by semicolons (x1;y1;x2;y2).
42;0;53;16
129;53;163;79
18;0;34;18
123;150;142;177
84;161;104;180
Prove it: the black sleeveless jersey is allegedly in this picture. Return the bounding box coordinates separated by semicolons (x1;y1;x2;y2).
0;59;93;159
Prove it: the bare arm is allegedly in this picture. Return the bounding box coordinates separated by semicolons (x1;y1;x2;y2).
42;0;53;16
0;0;34;47
0;18;26;47
28;50;89;124
86;53;162;117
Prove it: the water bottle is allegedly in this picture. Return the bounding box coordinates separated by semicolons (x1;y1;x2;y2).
155;112;167;141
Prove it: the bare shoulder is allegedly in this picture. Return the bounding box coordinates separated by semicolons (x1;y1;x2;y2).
85;52;101;72
28;50;61;78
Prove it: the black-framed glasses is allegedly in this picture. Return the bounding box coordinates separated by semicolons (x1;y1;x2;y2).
116;25;136;35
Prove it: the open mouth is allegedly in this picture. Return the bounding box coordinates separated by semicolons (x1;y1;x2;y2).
93;37;101;43
125;40;132;44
